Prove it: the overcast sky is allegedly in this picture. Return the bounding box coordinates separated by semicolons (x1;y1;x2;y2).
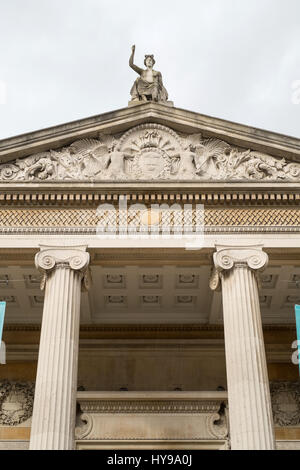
0;0;299;140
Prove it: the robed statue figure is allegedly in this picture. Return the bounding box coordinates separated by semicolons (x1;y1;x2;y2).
129;45;169;103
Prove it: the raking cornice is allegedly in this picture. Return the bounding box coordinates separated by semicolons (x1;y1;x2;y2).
0;102;299;165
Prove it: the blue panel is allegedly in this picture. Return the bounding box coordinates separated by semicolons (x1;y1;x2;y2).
0;301;6;343
295;305;300;373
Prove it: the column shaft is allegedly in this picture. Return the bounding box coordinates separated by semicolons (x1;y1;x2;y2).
29;246;89;450
222;265;275;449
211;245;275;450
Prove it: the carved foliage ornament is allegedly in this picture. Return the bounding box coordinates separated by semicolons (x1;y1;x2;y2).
0;381;34;426
1;124;300;182
75;398;228;441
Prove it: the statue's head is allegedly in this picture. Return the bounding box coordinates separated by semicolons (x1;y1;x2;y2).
144;55;155;67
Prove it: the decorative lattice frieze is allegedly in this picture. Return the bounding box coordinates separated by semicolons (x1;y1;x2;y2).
0;207;300;230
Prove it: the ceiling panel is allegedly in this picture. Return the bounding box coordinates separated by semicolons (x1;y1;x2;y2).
0;264;298;325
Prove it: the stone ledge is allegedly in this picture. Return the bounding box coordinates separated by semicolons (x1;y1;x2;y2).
128;100;174;107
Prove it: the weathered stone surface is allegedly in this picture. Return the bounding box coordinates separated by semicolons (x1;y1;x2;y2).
75;391;228;442
0;440;29;450
129;45;169;104
1;103;299;168
29;246;90;450
271;382;300;426
211;245;275;450
0;381;34;426
1;123;300;183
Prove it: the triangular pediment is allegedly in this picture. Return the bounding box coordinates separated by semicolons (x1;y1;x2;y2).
0;103;299;185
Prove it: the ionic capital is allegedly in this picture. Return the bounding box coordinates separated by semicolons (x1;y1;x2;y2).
210;245;268;291
35;245;90;290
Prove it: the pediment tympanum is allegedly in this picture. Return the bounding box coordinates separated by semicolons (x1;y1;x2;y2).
1;123;299;183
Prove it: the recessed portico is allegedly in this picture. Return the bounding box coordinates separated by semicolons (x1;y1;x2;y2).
0;103;300;450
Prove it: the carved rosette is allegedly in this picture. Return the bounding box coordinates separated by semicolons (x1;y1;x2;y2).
210;245;268;290
35;245;90;291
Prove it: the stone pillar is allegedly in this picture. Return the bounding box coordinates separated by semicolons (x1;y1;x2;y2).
210;245;275;450
29;246;90;450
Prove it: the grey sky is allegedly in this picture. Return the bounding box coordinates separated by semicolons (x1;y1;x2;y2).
0;0;299;139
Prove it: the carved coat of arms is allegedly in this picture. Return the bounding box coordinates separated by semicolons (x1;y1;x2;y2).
1;123;300;183
118;124;181;179
0;381;34;426
271;382;300;426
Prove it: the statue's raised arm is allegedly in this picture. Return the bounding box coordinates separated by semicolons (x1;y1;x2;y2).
129;45;143;75
129;45;169;104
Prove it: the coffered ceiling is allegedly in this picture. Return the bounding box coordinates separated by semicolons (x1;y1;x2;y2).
0;264;298;325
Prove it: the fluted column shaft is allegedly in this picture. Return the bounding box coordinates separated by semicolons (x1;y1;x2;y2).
210;245;275;450
29;246;90;450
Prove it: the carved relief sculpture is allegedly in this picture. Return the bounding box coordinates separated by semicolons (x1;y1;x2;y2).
271;382;300;426
1;124;300;183
0;381;34;426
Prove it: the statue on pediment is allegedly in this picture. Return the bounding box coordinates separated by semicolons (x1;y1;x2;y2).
129;45;169;103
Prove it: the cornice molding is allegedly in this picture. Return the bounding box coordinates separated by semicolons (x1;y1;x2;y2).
0;190;300;205
75;390;229;441
3;323;296;332
77;397;228;415
0;103;299;164
0;124;300;186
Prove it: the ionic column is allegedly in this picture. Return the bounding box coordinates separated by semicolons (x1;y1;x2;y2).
29;245;90;450
210;245;275;450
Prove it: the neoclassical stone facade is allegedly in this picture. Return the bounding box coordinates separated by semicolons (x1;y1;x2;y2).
0;102;300;450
